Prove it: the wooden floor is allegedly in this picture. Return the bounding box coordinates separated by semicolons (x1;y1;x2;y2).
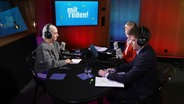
11;66;184;104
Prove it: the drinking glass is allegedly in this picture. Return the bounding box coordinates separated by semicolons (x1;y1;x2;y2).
84;67;92;78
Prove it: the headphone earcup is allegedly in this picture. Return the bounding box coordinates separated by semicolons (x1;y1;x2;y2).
45;31;52;39
137;36;148;47
137;26;149;47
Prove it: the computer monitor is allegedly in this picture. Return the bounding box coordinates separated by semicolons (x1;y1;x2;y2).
54;0;99;26
89;44;98;58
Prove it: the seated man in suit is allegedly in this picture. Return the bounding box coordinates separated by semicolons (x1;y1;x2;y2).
34;24;72;78
98;26;159;104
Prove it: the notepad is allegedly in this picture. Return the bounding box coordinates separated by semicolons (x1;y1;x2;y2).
49;73;66;80
95;77;124;87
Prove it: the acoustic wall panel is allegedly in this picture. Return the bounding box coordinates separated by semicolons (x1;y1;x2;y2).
110;0;141;42
140;0;184;58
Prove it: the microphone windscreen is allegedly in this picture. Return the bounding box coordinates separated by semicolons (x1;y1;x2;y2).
61;41;66;50
116;48;122;59
113;42;119;50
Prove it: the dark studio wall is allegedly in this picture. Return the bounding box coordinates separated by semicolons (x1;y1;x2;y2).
0;0;37;103
0;34;37;103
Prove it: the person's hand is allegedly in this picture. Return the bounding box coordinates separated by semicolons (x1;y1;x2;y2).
126;39;132;45
98;70;108;77
65;59;72;64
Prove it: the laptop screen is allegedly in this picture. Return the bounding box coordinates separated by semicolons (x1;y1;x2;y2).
89;44;98;58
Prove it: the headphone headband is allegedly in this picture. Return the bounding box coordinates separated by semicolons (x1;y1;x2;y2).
44;24;52;39
46;24;50;31
137;26;149;47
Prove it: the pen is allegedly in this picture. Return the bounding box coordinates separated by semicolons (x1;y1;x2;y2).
89;79;94;85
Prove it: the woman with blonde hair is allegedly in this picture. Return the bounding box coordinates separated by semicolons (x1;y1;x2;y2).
122;21;137;63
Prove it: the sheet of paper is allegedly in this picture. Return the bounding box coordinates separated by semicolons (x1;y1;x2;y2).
95;77;124;88
71;59;82;64
94;46;108;52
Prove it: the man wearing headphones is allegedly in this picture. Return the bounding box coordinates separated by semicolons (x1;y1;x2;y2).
34;24;71;76
98;26;159;104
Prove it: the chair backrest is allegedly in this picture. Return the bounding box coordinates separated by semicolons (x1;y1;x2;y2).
26;50;47;103
140;62;175;104
26;50;47;81
26;50;37;77
157;62;175;86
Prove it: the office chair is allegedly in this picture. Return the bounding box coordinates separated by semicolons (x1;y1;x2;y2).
25;50;46;104
121;62;175;104
154;62;175;104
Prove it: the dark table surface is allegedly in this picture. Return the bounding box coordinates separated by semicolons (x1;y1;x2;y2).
45;59;113;104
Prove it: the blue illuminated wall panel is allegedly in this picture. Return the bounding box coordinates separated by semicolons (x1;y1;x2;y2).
110;0;141;42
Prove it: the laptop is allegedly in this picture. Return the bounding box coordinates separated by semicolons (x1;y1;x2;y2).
89;44;123;68
89;44;99;58
89;44;116;61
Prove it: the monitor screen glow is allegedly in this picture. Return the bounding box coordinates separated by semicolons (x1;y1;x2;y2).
55;1;98;26
0;7;27;38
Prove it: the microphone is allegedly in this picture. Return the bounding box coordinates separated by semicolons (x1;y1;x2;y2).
61;41;66;50
116;48;122;59
113;41;119;50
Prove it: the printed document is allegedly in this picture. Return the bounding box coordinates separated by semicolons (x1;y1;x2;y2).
95;77;124;87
